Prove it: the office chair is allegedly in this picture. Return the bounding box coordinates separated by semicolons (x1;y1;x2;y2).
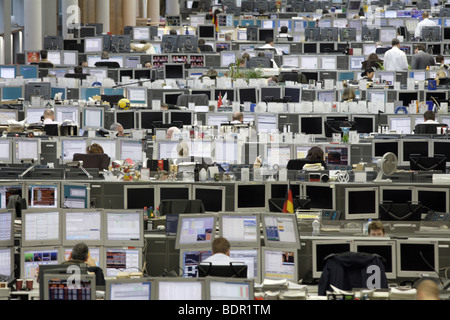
64;73;88;80
409;153;447;172
414;123;448;134
72;153;110;171
287;159;327;170
198;44;214;52
44;124;59;136
94;61;121;69
318;251;388;296
158;199;205;216
31;62;55;68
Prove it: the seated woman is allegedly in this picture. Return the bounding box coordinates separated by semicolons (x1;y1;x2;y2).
341;86;357;102
287;146;327;170
361;68;375;83
87;143;104;154
361;53;383;70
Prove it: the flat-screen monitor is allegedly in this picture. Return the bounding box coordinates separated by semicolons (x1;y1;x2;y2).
284;87;301;103
105;278;155;300
158;141;178;159
235;184;267;212
194;186;225;212
41;273;96;300
317;90;335;103
267;146;291;168
24;81;53;100
163;91;183;106
260;87;282;102
349;56;365;70
27;183;58;208
299;115;325;136
305;184;334;210
417;188;449;213
175;214;216;250
198;25;216;39
325;146;349;168
105;210;143;247
2;87;23;101
261;213;300;249
401;140;429;166
312;240;354;278
84;37;104;53
258;29;275;43
61;138;87;163
229;247;261;282
300;56;318;70
115;110;135;130
22;209;61;247
169;111;193;125
218;213;260;247
54;106;79;124
25;107;46;124
139;111;164;130
80;87;102;101
239;87;257;104
396;240;438;278
355;240;397;279
82;107;104;130
432;140;450;165
154;278;205;300
380;186;413;203
21;247;61;283
124;185;155;210
379;28;397;42
0;139;12;164
262;247;298;282
0;247;14;278
132;26;152;41
179;249;212;278
352;115;375;134
0;210;14;247
344;187;379;220
105;247;142;277
62;183;90;209
18;65;39;79
0;66;16;79
62;209;103;246
389;116;411;134
205;278;254;300
127;87;147;105
257;114;277;133
213;140;240;164
87;138;117;161
118;139;143;162
164;63;185;79
373;140;399;159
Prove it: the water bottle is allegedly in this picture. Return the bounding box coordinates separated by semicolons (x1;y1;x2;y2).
312;216;320;236
363;219;372;235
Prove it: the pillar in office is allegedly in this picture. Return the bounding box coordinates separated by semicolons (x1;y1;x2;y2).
61;0;80;39
148;0;160;25
24;0;42;51
96;0;110;33
3;0;12;64
166;0;180;15
123;0;137;27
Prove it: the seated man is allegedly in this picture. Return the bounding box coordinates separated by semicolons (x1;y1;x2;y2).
42;109;56;124
110;123;125;137
414;110;447;134
95;51;120;68
201;237;236;265
231;112;244;124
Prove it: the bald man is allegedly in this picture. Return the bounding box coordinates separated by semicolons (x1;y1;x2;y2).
231;112;244;124
416;280;440;300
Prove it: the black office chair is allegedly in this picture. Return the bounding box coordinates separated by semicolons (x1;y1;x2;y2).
94;61;120;69
44;124;59;136
31;62;55;68
414;123;448;134
287;159;327;170
72;153;110;171
64;73;88;80
198;44;214;52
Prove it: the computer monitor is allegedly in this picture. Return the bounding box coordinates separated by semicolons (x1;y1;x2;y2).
124;185;155;210
401;140;429;166
41;272;96;300
304;184;335;210
154;278;205;300
164;63;185;79
352;115;375;134
175;214;216;250
305;28;320;42
24;82;51;101
18;65;39;79
344;187;379;220
105;247;142;277
1;87;23;104
422;26;441;42
198;25;216;40
0;210;14;247
63;51;78;66
62;183;90;209
325;145;349;168
26;182;58;209
213;140;240;164
0;139;12;164
105;278;155;300
169;111;193;126
158;141;179;159
54;106;80;124
139;111;164;130
84;37;104;53
22;209;61;247
62;209;103;246
114;110;135;130
416;187;449;213
432;140;450;166
234;184;267;212
257;114;277;133
380;186;413;203
205;277;254;300
388;116;412;134
260;87;282;102
261;247;298;282
176;35;198;52
266;146;291;168
190;140;213;158
299;115;325;136
239;87;257;104
82;107;104;130
118;139;143;162
179;249;212;278
396;240;438;278
300;56;318;70
379;28;397;42
218;213;260;247
88;138;118;161
21;247;61;283
354;240;396;279
317;90;336;103
163;91;183;106
258;29;275;42
312;240;354;278
61;138;87;164
0;247;14;278
132;26;152;41
104;210;143;247
194;186;225;212
349;56;365;70
283;87;301;103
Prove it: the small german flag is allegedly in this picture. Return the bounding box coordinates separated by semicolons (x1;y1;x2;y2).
282;183;294;214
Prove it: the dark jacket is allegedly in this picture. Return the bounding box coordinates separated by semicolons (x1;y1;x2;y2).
411;50;435;70
318;251;388;296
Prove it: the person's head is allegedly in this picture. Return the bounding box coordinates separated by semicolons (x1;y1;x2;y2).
376;41;383;48
43;109;54;121
424;110;436;121
280;26;288;34
232;112;244;123
342;87;356;101
166;126;181;139
40;50;48;60
70;243;90;261
236;58;246;68
361;68;375;79
422;11;429;20
169;29;177;35
268;76;278;85
265;37;274;46
368;221;385;237
87;143;104;154
306;146;324;161
101;51;110;60
80;61;89;67
257;51;266;58
211;237;231;256
144;61;152;68
368;53;379;61
198;38;206;45
241;52;250;61
205;68;218;80
74;66;83;74
416;279;440;300
110;123;124;136
436;55;445;64
415;43;426;53
391;38;400;47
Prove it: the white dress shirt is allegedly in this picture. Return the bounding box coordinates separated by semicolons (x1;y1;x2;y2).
383;46;409;71
414;18;437;39
201;253;235;265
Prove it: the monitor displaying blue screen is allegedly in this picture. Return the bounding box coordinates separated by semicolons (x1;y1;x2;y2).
2;87;23;100
80;88;102;101
18;65;39;79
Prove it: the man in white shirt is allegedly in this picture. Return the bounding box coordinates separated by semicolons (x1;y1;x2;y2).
201;237;235;265
383;38;409;71
414;12;437;40
259;38;283;56
42;109;56;124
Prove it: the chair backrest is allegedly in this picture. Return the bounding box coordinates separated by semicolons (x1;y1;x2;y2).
72;153;110;171
94;61;120;69
287;159;327;170
414;123;448;134
64;73;88;80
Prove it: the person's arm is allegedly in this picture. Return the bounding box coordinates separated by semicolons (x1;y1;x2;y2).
411;55;418;70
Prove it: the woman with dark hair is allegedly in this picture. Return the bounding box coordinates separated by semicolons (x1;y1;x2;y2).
306;146;325;161
361;53;383;70
361;68;375;82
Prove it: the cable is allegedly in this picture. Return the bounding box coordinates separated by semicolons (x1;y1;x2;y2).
419;251;443;285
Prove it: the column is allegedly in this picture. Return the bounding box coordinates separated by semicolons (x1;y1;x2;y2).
148;0;160;25
166;0;180;16
123;0;137;27
42;0;58;37
24;0;42;51
3;0;12;64
96;0;110;33
61;0;80;39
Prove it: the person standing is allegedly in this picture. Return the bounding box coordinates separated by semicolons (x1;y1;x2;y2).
383;38;409;71
411;44;435;70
